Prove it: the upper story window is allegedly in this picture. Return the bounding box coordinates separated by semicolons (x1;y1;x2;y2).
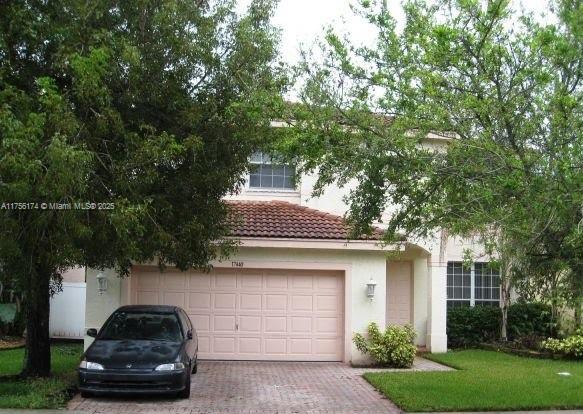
249;152;296;190
447;261;500;309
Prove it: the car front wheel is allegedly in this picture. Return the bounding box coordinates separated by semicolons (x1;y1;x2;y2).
178;371;191;399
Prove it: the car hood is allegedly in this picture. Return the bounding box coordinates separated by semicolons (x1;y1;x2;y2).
84;339;183;369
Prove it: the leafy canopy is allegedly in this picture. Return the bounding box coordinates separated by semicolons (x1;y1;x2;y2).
284;0;583;302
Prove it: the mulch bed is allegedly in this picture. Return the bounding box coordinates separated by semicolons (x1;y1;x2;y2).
0;337;25;350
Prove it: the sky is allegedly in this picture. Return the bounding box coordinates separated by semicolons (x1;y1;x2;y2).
236;0;552;65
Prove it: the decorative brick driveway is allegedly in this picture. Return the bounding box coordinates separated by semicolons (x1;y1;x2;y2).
68;358;450;414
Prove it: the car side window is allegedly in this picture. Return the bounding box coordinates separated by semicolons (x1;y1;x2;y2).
177;310;190;337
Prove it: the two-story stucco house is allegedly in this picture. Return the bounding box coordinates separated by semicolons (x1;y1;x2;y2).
83;146;501;365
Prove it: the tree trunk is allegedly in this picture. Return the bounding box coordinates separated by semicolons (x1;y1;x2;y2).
21;266;51;378
500;261;512;342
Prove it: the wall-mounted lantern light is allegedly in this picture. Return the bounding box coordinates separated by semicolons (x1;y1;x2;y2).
96;272;108;295
366;277;377;301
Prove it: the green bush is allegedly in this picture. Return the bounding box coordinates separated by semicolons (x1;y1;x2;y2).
447;303;555;348
507;302;554;340
447;306;500;348
353;322;416;368
541;328;583;359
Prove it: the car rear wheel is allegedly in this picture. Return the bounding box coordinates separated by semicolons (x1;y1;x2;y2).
192;358;197;374
178;372;191;399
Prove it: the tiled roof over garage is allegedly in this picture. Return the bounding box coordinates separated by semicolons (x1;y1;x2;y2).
226;200;385;240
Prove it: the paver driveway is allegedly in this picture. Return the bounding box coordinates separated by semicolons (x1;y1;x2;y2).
68;358;449;414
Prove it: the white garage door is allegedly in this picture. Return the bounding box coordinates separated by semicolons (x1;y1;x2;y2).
131;266;344;361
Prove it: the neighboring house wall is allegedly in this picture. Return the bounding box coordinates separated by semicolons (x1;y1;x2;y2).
50;282;86;339
61;267;85;283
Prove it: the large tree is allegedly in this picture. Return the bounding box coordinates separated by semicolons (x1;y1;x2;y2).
0;0;286;377
283;0;583;335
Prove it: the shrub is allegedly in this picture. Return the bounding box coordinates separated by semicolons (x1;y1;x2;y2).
447;306;500;348
447;302;555;348
507;302;554;340
353;323;416;368
541;328;583;359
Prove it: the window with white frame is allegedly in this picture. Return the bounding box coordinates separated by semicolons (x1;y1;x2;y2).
249;152;296;190
447;261;500;309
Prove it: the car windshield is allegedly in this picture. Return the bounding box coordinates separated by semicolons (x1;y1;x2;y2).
99;311;183;341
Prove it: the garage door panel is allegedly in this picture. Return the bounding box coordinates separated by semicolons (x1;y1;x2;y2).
137;291;159;305
264;316;286;333
316;317;340;334
290;316;312;333
291;295;313;311
132;267;344;361
213;315;236;332
191;314;210;331
289;338;311;354
316;275;339;289
189;273;211;289
265;294;287;311
213;337;236;354
239;315;261;332
240;294;262;311
291;275;313;289
215;272;237;288
315;295;339;312
137;273;159;289
264;338;286;354
239;273;262;289
214;293;236;310
198;336;210;353
189;292;211;310
239;337;261;354
163;273;187;290
265;273;288;289
314;338;340;355
163;292;185;307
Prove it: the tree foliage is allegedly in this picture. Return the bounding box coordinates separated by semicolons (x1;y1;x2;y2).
285;0;583;327
0;0;286;376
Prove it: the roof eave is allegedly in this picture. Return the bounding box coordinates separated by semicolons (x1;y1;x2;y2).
232;236;404;252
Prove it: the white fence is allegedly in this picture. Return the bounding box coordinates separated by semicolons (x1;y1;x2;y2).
49;282;86;339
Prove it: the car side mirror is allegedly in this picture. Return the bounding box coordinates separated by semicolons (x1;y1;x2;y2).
187;330;193;340
86;328;97;338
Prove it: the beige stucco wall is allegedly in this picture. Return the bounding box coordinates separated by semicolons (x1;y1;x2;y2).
85;246;411;364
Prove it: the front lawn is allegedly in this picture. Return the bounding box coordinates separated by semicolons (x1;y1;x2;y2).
0;343;83;409
364;349;583;412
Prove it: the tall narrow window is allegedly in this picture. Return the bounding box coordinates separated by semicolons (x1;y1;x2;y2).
474;262;501;307
446;261;500;308
249;152;296;190
446;262;471;308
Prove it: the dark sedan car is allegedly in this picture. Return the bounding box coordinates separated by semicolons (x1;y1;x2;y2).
78;305;198;398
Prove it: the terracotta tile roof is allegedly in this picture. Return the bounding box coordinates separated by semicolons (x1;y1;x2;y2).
226;200;385;240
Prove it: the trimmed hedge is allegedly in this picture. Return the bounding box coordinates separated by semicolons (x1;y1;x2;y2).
447;302;554;348
447;306;500;348
507;302;554;339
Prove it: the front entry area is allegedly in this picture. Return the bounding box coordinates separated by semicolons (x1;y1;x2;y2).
130;266;345;361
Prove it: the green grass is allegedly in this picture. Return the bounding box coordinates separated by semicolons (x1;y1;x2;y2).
364;349;583;412
0;343;83;409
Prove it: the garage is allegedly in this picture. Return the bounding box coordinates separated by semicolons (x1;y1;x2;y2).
130;266;344;361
